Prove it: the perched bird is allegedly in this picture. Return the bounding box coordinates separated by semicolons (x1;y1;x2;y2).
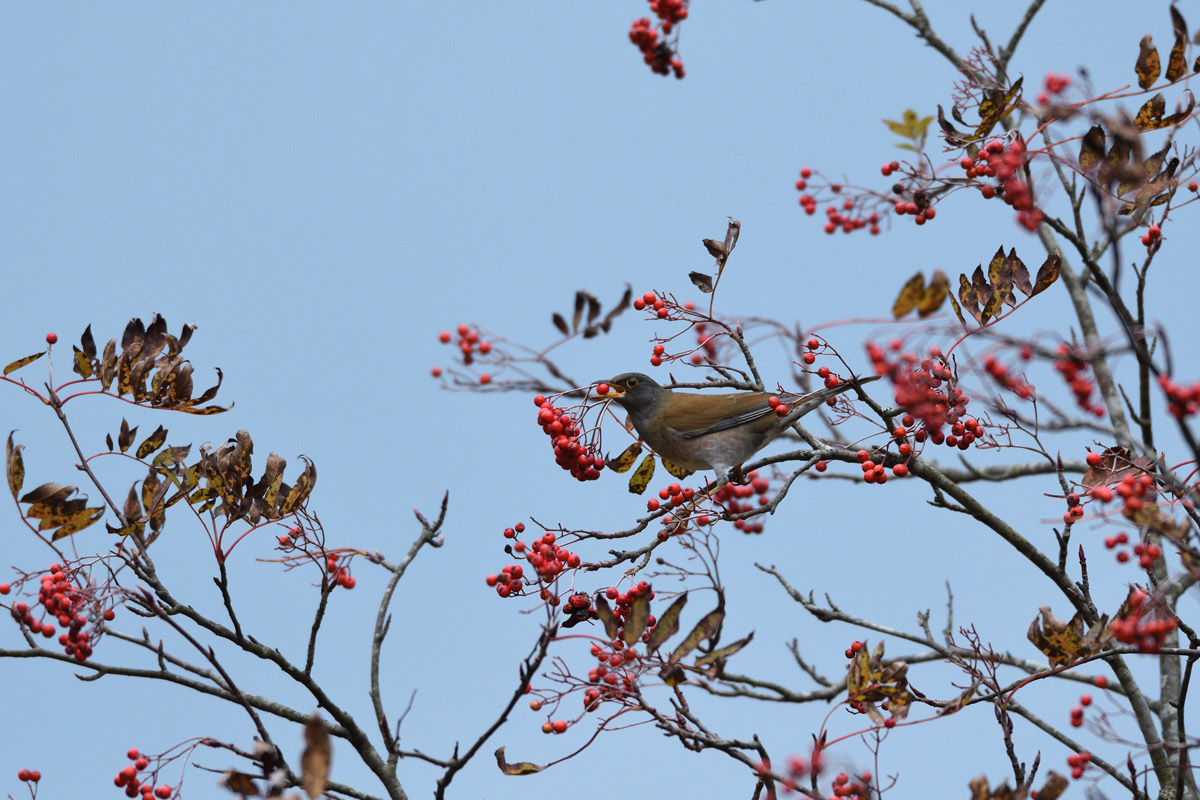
599;372;878;474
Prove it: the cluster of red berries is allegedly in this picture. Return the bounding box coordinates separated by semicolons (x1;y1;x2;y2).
982;351;1035;399
772;750;828;795
584;637;641;704
1141;223;1164;249
487;524;583;599
534;395;604;481
828;771;872;799
867;342;980;450
1037;71;1072;104
689;319;718;365
437;324;492;366
1066;750;1092;779
1054;344;1104;417
324;554;356;590
1061;492;1084;525
718;472;772;533
114;750;171;799
16;768;42;784
650;481;697;509
1109;586;1178;653
890;185;936;226
855;448;908;484
1068;692;1093;729
795;167;885;235
649;0;687;27
1159;373;1200;417
960;139;1045;230
628;18;684;78
633;290;670;319
3;564;112;661
603;581;656;642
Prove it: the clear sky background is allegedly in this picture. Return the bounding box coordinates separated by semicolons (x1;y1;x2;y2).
3;2;1199;798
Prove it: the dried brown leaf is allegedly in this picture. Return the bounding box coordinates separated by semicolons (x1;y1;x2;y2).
495;747;545;776
916;270;949;317
645;592;687;652
135;425;168;460
892;273;924;318
300;713;331;799
689;271;715;294
551;312;569;336
1032;252;1062;296
1136;34;1162;89
1168;6;1188;82
671;604;724;663
4;351;45;376
7;432;24;500
628;453;655;495
1078;125;1105;172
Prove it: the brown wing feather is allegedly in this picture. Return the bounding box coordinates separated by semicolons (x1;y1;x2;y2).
664;391;776;438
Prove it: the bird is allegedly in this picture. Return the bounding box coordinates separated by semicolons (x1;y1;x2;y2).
598;372;879;475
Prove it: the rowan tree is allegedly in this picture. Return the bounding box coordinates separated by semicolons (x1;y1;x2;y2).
5;2;1200;800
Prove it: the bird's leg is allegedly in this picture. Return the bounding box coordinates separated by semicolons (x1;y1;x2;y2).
727;465;748;485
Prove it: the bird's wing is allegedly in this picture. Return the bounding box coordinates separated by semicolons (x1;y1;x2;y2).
667;391;776;439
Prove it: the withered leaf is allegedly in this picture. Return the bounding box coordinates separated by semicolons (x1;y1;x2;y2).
572;291;586;332
917;270;949;317
723;217;741;253
1037;772;1069;800
980;285;1006;325
100;338;118;390
986;246;1013;306
585;292;601;326
1135;93;1167;130
4;351;45;376
846;641;914;724
594;596;621;640
670;603;724;663
892;273;924;318
946;288;968;329
971;264;993;309
702;238;728;260
1136;34;1162;89
601;285;632;331
220;771;260;796
122;316;146;357
20;482;77;505
623;590;651;645
689;271;715;294
1032;252;1062;296
628;453;655;495
50;505;105;540
551;312;569;336
976;76;1022;136
1079;125;1105;173
118;418;137;454
661;458;694;480
72;346;94;379
694;631;754;674
1138;90;1195;131
80;324;97;360
1168;6;1188;81
300;713;331;799
938;680;979;716
936;104;967;146
7;432;24;500
135;425;168;460
124;485;143;527
1081;445;1154;487
105;433;114;452
495;747;545;776
280;456;317;515
957;273;982;324
608;443;642;474
1027;605;1110;666
645;592;687;652
1008;248;1032;296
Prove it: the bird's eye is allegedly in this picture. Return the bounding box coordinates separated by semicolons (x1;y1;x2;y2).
627;377;638;388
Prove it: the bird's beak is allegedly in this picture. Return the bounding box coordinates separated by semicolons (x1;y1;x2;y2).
595;380;624;397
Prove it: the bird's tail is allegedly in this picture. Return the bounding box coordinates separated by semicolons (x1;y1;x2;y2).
784;374;881;421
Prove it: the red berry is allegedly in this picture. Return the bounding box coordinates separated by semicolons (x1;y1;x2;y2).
479;373;491;384
0;583;8;595
156;786;172;799
430;366;442;378
1094;675;1108;688
438;331;451;343
45;332;58;345
127;749;140;761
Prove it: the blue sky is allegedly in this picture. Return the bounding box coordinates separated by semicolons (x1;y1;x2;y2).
3;2;1199;798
